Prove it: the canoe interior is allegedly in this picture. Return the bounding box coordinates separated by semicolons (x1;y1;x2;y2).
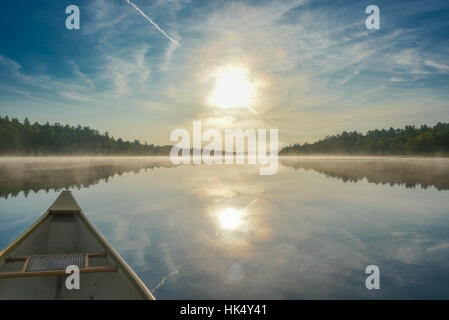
0;193;152;300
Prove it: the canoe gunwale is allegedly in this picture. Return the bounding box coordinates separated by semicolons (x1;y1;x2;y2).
76;209;155;300
0;211;50;260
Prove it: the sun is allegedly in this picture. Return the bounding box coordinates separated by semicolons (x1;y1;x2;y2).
208;67;256;112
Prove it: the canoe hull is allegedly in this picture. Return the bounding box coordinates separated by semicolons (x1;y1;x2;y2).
0;192;154;300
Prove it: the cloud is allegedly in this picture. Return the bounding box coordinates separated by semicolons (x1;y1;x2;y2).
101;45;152;98
161;40;180;71
83;0;132;36
390;77;409;82
0;55;101;106
1;0;449;145
160;0;449;139
59;91;98;103
425;59;449;72
0;55;36;84
427;242;449;252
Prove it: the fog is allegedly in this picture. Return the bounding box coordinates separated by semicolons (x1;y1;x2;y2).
280;156;449;190
0;157;174;199
1;156;448;198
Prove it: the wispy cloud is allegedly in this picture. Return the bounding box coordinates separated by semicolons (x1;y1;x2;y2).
101;45;152;98
161;40;180;71
425;59;449;72
390;77;410;82
1;0;449;145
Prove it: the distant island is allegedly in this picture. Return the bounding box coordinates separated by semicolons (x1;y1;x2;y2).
1;116;449;156
280;123;449;156
0;116;171;155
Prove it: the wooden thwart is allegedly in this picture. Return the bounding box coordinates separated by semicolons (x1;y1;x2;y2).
0;253;117;279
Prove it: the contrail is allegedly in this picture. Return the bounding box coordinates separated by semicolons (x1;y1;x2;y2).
244;199;258;210
245;105;258;114
151;270;179;293
126;0;179;45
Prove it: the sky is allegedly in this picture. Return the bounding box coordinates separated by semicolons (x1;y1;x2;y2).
0;0;449;147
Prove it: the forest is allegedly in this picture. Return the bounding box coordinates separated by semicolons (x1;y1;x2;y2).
2;116;449;156
280;123;449;155
0;116;171;155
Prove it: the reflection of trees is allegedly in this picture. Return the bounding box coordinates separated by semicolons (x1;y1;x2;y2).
0;158;175;199
280;158;449;191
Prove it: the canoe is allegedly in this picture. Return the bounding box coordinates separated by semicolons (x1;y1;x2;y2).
0;191;155;300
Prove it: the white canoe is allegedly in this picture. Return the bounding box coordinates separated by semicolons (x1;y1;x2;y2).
0;191;155;300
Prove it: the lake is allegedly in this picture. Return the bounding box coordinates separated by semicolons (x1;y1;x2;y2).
1;156;449;299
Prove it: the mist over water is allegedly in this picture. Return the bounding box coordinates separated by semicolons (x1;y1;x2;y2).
0;157;174;199
1;156;449;298
280;157;449;190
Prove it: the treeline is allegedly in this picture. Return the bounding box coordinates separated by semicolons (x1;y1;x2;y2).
0;116;171;155
280;123;449;155
3;116;449;156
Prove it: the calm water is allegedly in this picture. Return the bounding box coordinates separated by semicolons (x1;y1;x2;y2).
1;157;449;299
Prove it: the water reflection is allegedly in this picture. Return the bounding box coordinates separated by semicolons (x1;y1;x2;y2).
1;157;449;299
280;157;449;190
2;157;448;200
218;208;243;230
215;199;258;232
0;157;174;199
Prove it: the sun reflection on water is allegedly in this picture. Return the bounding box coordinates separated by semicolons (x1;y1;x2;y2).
218;207;243;230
